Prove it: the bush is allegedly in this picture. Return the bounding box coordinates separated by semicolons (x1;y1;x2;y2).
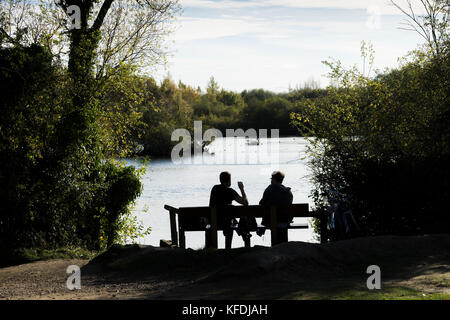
0;44;145;252
292;44;450;240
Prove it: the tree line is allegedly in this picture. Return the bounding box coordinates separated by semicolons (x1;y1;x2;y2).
134;75;327;157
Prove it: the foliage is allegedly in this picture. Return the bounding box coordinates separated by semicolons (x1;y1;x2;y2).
134;79;327;157
0;0;182;76
116;209;152;245
292;41;450;239
0;42;149;251
0;0;178;251
96;64;146;158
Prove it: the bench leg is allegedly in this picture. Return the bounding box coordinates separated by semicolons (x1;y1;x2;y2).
320;213;328;244
278;229;288;244
210;208;218;249
179;228;186;249
244;237;251;248
169;211;178;246
270;207;278;246
224;230;233;250
205;229;212;248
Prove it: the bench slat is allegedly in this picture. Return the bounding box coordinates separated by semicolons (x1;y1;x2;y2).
281;223;309;229
174;204;311;218
220;223;309;231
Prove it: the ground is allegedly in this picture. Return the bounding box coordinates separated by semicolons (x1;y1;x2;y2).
0;234;449;300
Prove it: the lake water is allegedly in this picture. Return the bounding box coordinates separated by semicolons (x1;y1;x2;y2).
126;136;318;249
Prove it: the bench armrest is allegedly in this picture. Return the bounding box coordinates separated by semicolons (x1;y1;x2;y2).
164;205;179;213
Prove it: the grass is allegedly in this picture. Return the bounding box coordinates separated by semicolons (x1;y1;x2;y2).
284;283;450;300
0;246;101;267
327;287;450;300
19;247;100;260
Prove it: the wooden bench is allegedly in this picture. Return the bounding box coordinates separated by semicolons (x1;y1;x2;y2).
163;204;327;248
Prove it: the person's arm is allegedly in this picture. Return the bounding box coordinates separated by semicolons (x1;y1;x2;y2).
288;190;293;204
259;188;268;205
234;181;249;206
209;186;216;207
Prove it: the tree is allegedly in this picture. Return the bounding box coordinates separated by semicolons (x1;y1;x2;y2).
206;76;220;96
390;0;449;58
291;40;450;240
0;1;180;251
0;0;181;76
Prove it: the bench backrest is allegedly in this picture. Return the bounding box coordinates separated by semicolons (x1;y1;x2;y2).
164;203;328;246
178;203;310;218
174;204;310;231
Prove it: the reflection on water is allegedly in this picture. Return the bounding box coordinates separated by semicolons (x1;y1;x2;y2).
127;137;317;249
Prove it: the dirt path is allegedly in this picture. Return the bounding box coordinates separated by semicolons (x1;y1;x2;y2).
0;258;191;300
1;235;449;300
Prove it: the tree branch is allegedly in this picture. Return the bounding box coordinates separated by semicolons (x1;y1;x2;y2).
91;0;114;31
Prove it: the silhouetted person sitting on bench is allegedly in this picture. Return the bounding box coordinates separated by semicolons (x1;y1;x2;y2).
209;171;248;249
258;171;293;244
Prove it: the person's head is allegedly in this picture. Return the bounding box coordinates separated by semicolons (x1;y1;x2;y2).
219;171;231;187
271;171;285;185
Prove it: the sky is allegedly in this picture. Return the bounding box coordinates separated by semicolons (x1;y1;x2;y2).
157;0;425;93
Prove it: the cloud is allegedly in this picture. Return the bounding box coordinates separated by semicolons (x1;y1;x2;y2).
172;16;265;41
163;0;425;92
182;0;429;15
171;14;383;42
174;0;432;42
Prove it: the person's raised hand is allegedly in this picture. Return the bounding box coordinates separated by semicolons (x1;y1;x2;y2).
237;181;244;190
